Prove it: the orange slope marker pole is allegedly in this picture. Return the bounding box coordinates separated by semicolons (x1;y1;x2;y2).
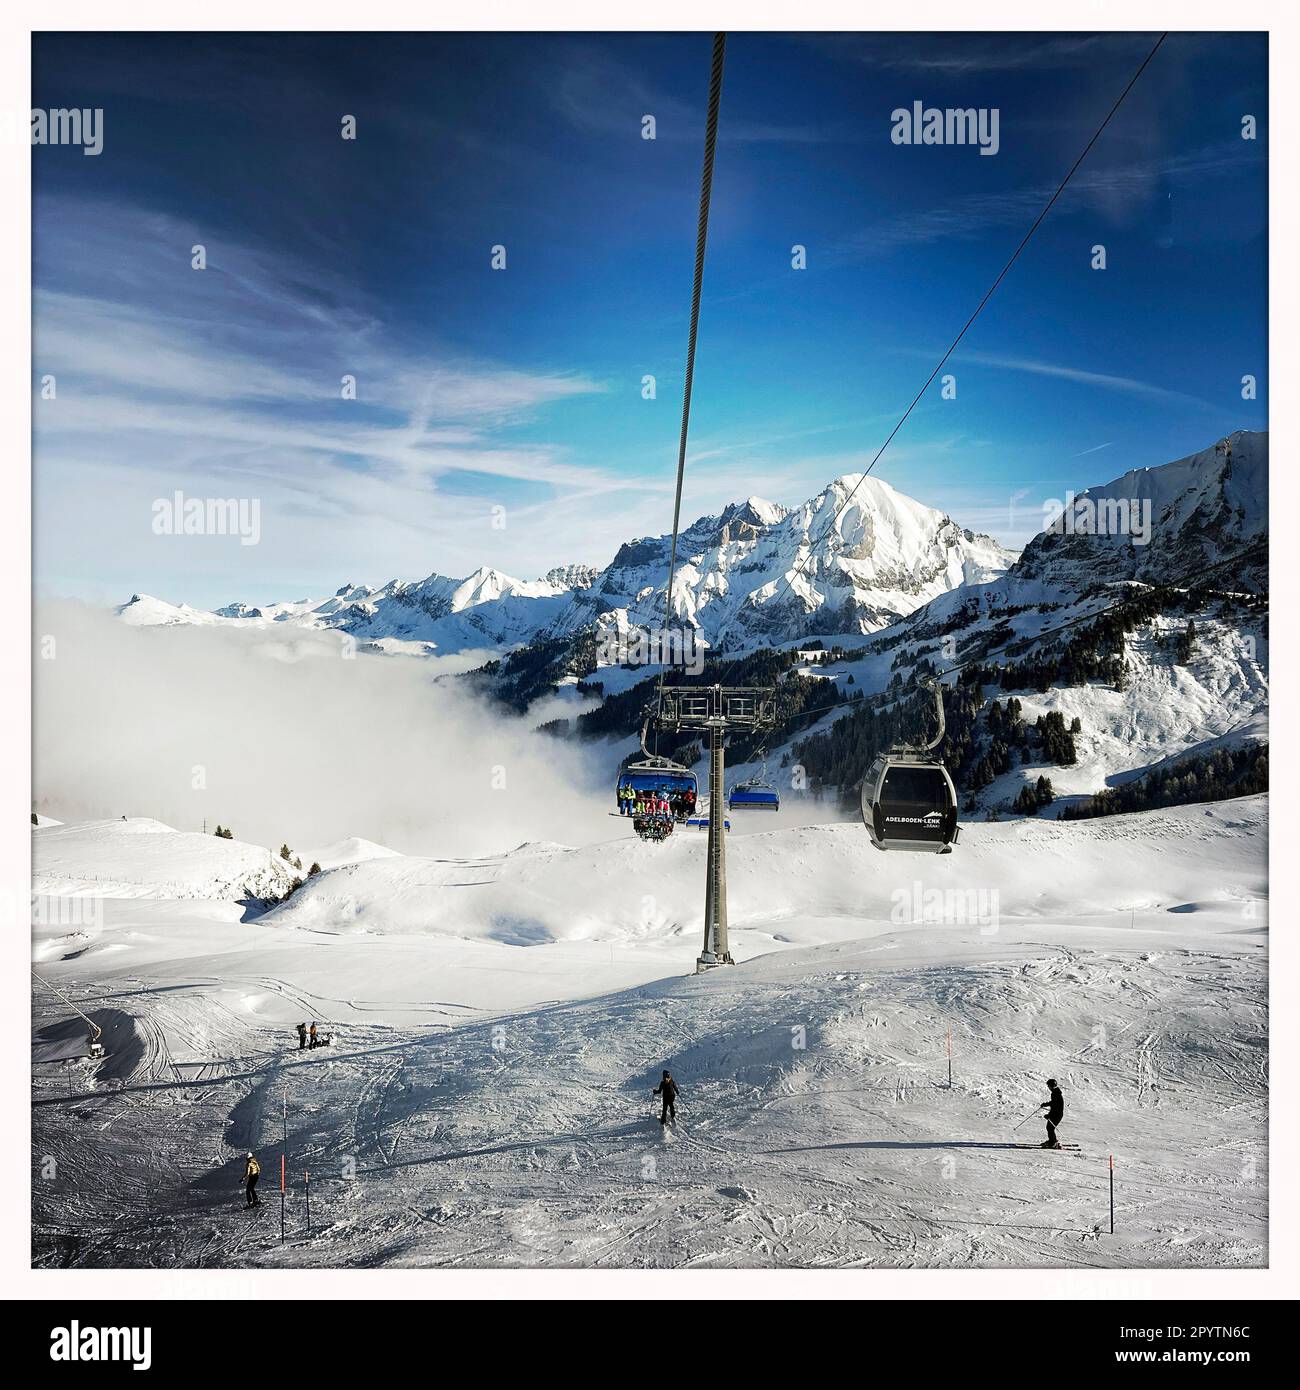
281;1089;288;1244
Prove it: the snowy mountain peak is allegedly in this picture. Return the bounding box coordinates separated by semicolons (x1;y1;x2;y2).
454;566;519;607
716;496;789;532
550;473;1015;648
544;563;601;591
1014;430;1267;590
448;566;566;610
113;471;1016;651
117;593;221;627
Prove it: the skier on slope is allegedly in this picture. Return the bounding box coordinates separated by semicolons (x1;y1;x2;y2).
243;1152;261;1206
654;1070;680;1126
1039;1078;1065;1149
296;1022;307;1050
309;1022;319;1049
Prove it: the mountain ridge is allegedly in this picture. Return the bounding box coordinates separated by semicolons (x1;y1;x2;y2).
117;472;1015;652
115;432;1266;676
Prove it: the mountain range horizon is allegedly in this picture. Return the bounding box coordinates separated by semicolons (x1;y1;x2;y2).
117;429;1266;657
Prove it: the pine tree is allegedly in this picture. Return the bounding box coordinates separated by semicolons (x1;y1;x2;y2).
1174;619;1197;664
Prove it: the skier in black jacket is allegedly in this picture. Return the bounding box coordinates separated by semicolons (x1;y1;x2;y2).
653;1070;680;1126
1040;1078;1064;1149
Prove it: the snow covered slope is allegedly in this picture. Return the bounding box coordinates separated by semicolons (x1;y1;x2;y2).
1015;431;1266;591
798;596;1268;818
32;818;299;901
31;799;1266;1270
765;432;1269;814
263;798;1264;949
116;594;225;627
301;837;402;871
994;614;1268;810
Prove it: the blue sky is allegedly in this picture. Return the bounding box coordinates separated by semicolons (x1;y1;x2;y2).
33;31;1267;608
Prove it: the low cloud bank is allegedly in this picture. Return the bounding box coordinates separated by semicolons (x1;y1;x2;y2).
34;602;618;858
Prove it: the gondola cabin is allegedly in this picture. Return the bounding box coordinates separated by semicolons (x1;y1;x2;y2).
728;782;780;812
860;754;959;853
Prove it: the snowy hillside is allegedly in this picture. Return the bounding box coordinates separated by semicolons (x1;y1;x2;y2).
750;432;1269;816
996;613;1268;810
781;595;1268;819
1016;431;1266;591
32;818;300;901
300;837;402;871
117;594;226;627
263;798;1265;949
31;799;1266;1269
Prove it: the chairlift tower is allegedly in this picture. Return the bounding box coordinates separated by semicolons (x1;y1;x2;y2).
657;684;776;972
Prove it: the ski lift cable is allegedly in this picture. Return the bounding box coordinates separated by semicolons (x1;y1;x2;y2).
656;31;728;732
705;30;1169;701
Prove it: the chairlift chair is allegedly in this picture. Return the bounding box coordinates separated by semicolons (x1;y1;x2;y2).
728;779;780;812
616;758;698;808
686;797;730;832
615;717;699;830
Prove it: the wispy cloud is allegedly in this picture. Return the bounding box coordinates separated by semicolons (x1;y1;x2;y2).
939;349;1215;412
817;33;1146;77
33;197;633;597
831;141;1262;259
545;41;863;146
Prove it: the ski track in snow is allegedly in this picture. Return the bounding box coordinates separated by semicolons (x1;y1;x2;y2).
31;800;1267;1269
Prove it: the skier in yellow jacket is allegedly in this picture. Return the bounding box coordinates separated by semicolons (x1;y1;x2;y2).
243;1152;261;1207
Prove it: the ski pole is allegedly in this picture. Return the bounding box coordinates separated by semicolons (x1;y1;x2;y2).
1012;1106;1041;1132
